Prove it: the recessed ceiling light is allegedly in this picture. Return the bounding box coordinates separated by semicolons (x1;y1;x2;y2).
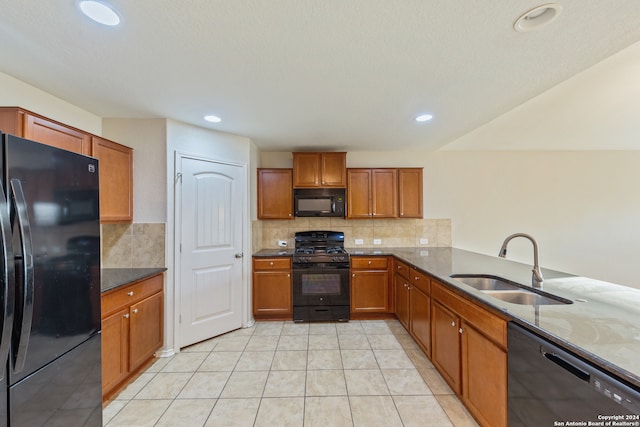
415;114;433;122
204;115;222;123
514;3;562;32
78;1;121;26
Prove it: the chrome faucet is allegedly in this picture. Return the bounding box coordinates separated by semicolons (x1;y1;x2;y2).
498;233;544;288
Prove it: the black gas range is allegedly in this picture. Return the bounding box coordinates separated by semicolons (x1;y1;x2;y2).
292;231;350;322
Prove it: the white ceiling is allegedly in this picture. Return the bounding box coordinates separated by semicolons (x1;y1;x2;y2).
1;0;640;152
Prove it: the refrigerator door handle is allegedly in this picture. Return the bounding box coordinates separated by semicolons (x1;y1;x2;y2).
10;178;34;373
0;181;16;380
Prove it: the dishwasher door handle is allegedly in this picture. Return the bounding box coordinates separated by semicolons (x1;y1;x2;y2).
541;348;590;382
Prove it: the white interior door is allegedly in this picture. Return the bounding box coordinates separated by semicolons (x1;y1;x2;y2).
177;154;245;348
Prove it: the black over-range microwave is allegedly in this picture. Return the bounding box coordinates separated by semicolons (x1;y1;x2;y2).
294;188;346;217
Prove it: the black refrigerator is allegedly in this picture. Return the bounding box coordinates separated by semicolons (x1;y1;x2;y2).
0;133;102;426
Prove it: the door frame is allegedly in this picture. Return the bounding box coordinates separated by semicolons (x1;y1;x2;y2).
170;150;251;354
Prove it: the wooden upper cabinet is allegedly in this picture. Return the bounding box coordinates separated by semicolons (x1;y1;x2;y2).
398;168;423;218
347;168;397;218
0;107;91;155
293;152;346;188
91;136;134;223
257;168;293;219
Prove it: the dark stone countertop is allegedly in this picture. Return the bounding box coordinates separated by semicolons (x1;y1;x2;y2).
253;246;640;388
101;267;167;293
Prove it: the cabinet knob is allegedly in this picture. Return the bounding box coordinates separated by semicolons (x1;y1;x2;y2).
124;313;130;319
352;273;356;277
459;328;463;334
400;212;404;216
127;291;134;296
414;276;419;281
288;214;292;217
287;274;290;277
132;308;139;314
368;260;372;265
269;261;274;266
397;265;401;270
451;321;455;327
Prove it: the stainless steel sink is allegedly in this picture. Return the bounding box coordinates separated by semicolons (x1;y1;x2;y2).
449;274;523;291
449;274;573;306
482;290;572;305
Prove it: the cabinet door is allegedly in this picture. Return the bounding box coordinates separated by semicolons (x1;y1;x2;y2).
129;291;164;372
320;152;346;187
257;169;293;219
431;300;461;394
101;307;129;395
398;168;423;218
347;169;371;218
409;286;431;356
292;153;321;187
394;272;410;329
351;270;389;313
91;136;134;223
461;321;507;427
24;113;91;155
372;169;398;218
253;271;292;315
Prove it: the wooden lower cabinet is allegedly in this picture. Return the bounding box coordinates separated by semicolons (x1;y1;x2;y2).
350;256;391;315
101;273;164;401
252;257;292;319
409;285;430;356
431;300;462;393
394;272;410;328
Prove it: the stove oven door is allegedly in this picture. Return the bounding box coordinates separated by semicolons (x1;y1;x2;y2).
292;263;350;322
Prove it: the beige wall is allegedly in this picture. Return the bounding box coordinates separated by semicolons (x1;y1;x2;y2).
260;150;640;289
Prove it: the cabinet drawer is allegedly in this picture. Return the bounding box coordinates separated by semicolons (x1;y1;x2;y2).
351;256;388;270
432;280;507;348
409;268;430;295
253;257;292;271
102;274;164;316
394;258;410;279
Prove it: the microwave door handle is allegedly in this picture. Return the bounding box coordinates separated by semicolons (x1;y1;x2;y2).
0;181;15;380
10;179;34;374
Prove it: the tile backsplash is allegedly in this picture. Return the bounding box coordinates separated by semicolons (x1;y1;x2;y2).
102;223;166;268
253;218;451;251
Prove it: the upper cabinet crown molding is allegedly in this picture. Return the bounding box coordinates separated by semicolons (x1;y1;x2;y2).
292;152;346;188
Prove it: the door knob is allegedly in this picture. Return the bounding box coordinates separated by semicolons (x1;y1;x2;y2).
235;253;244;258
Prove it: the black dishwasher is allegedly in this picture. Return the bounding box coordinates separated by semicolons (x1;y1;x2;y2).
508;322;640;426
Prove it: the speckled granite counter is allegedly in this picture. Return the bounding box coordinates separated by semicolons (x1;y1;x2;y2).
253;246;640;388
101;268;167;293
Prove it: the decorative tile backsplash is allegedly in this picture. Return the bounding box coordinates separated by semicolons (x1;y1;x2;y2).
102;223;166;268
252;218;451;251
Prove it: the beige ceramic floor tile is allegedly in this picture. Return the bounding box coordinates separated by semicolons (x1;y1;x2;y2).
344;369;390;395
155;398;216;427
307;349;342;369
373;349;415;369
134;372;193;399
198;351;242;371
181;338;218;352
263;370;306;397
304;396;353;427
253;322;284;336
335;321;365;335
436;395;480;427
245;335;279;351
254;397;304;427
420;368;455;395
106;399;172;427
305;369;347;396
102;400;127;425
161;352;207;372
282;322;309;335
361;321;392;335
382;368;432;395
177;371;231;399
338;334;371;350
367;334;403;350
349;395;403;427
341;349;379;369
309;323;337;335
234;351;275;371
113;372;155;399
277;335;309;350
308;334;339;350
204;398;260;427
271;350;308;370
210;336;250;352
394;395;454;427
143;356;172;373
219;371;269;398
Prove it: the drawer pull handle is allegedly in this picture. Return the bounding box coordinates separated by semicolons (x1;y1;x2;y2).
127;291;134;296
124;313;130;319
132;308;139;314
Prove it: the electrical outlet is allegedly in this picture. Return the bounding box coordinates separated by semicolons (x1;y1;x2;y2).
420;250;429;256
355;239;364;245
277;240;287;247
420;238;429;245
373;239;382;245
